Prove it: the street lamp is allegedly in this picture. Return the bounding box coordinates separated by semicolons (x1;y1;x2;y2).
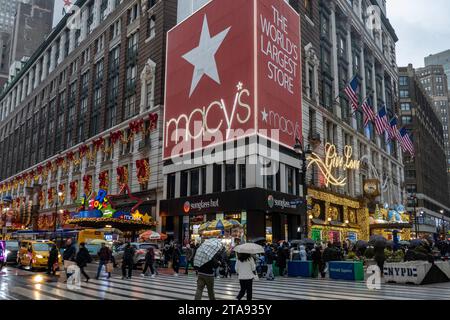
408;194;419;239
293;138;312;239
54;192;64;238
440;209;446;240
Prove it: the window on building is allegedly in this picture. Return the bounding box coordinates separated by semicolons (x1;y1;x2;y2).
401;103;411;111
167;173;175;199
400;90;409;98
225;164;236;191
180;171;188;197
399;76;408;86
213;164;222;193
148;15;156;39
239;164;246;189
190;169;199;196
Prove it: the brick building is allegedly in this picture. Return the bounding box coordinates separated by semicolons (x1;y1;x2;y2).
416;65;450;202
399;64;450;236
0;0;177;231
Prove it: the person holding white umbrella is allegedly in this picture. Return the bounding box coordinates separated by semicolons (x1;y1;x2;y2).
234;243;263;301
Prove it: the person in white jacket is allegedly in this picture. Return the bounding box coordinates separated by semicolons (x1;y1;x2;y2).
235;253;257;300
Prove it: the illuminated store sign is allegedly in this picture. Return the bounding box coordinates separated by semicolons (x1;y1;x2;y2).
164;0;301;159
307;143;361;187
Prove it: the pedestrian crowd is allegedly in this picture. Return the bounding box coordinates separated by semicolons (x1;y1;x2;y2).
43;236;450;301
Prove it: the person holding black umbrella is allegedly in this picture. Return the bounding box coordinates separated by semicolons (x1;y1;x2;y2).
374;241;386;276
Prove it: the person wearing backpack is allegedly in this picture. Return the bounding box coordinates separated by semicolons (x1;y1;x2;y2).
76;242;92;282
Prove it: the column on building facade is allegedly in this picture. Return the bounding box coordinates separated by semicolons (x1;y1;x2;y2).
140;59;156;113
58;32;67;65
107;0;115;16
27;69;33;95
56;166;63;206
67;163;73;205
330;2;341;119
346;25;357;130
80;157;87;200
131;136;141;194
357;0;363;20
41;52;49;82
49;42;57;74
34;62;40;89
80;8;89;43
21;78;27;102
94;151;102;192
111;143;120;193
359;39;368;143
372;59;382;149
93;0;102;29
69;28;76;54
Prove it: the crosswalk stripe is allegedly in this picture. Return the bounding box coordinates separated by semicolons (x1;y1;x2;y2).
4;266;450;300
9;286;59;300
46;281;140;300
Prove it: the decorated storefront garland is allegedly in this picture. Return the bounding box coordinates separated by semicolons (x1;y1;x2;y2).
69;180;78;202
136;158;150;185
0;112;158;194
83;175;93;196
47;187;56;206
116;166;129;188
58;184;66;204
99;171;109;191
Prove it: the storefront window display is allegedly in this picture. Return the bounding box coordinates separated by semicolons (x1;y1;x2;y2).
369;204;412;240
307;187;370;242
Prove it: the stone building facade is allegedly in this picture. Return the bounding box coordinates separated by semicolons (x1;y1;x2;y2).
0;0;177;231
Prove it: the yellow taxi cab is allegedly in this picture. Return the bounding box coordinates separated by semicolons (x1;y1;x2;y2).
17;240;62;270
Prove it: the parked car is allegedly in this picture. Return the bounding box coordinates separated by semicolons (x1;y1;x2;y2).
113;242;161;268
4;240;19;265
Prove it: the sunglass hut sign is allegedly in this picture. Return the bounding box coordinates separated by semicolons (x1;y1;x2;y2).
164;0;302;159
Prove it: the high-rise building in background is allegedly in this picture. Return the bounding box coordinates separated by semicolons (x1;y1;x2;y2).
416;65;450;201
399;64;450;237
8;0;55;81
0;0;18;87
425;50;450;91
0;0;18;33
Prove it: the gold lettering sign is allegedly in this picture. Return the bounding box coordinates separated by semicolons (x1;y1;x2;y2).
307;143;361;187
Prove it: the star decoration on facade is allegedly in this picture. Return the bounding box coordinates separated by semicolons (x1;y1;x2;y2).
236;82;243;91
132;210;143;221
182;15;231;97
141;214;151;224
261;109;268;123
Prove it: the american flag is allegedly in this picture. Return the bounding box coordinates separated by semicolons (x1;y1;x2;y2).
361;97;376;127
374;106;390;135
400;127;414;156
388;117;401;141
345;76;359;112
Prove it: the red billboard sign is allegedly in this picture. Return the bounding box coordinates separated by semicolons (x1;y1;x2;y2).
164;0;301;159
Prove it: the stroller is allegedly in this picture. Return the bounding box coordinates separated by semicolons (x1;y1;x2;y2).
255;254;267;278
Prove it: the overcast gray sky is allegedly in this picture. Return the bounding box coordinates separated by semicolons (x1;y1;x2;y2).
387;0;450;68
51;0;449;68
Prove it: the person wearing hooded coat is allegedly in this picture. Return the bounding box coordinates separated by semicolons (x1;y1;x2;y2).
299;245;307;261
76;242;92;282
47;244;59;276
373;244;386;275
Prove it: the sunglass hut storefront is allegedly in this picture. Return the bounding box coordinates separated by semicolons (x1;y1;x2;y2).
159;188;304;245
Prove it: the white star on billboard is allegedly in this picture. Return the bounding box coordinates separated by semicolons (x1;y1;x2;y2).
182;15;231;97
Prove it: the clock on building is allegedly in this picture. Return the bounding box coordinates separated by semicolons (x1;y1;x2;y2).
363;179;380;197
